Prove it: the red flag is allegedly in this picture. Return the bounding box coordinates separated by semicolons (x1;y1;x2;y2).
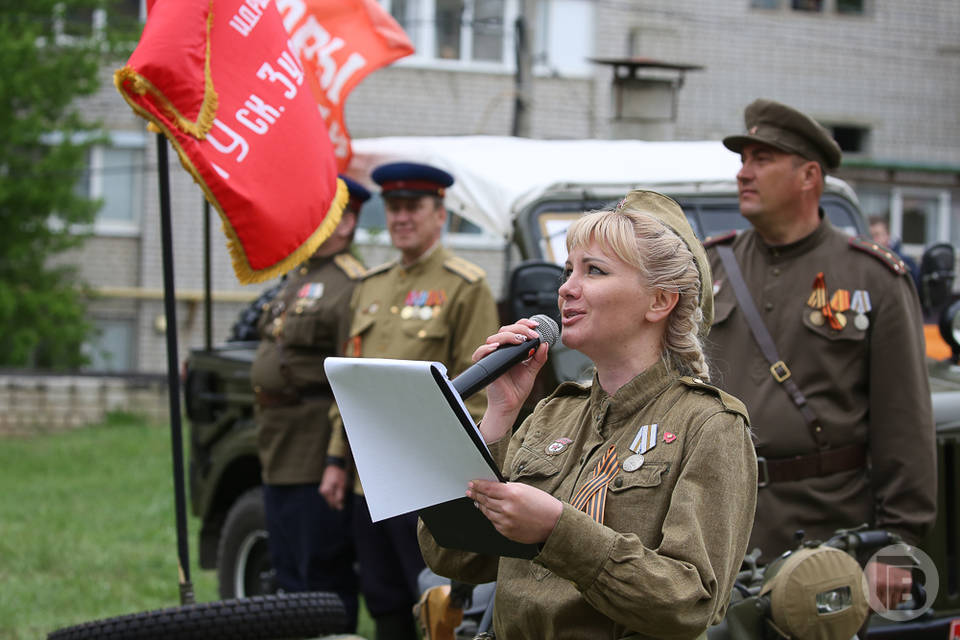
277;0;414;171
116;0;346;284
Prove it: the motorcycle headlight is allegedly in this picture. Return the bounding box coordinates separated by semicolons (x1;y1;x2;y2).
816;585;853;614
760;547;869;640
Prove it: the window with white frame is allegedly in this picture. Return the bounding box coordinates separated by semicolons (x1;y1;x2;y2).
83;317;136;372
856;185;951;256
381;0;593;75
74;133;146;235
54;0;144;41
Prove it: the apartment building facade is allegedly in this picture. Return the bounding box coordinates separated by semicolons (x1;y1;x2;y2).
63;0;960;372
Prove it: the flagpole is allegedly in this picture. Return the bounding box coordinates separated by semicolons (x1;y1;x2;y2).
203;198;212;351
156;132;196;606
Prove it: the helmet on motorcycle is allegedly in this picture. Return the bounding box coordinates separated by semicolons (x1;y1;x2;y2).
760;546;869;640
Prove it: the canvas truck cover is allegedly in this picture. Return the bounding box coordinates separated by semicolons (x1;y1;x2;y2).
346;136;745;238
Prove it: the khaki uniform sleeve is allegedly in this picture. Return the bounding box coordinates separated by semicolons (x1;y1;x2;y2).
535;412;757;637
327;403;348;458
326;282;362;461
867;275;936;545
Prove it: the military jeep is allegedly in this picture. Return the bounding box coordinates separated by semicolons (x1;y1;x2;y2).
183;137;959;636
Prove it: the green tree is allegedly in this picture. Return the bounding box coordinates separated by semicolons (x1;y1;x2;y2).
0;2;140;368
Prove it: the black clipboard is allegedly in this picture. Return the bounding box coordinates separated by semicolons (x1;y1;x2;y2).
418;366;539;560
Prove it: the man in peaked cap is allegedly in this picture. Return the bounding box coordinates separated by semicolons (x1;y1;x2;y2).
251;175;368;630
703;99;935;614
322;162;499;640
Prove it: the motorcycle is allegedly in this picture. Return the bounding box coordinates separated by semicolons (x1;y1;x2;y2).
418;526;938;640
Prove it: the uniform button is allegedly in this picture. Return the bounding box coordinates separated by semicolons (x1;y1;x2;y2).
417;329;427;338
764;302;773;311
390;306;399;314
772;268;781;276
299;267;308;275
517;462;525;472
579;456;585;465
614;477;623;488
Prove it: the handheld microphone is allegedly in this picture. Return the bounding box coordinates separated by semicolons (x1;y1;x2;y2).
451;314;560;399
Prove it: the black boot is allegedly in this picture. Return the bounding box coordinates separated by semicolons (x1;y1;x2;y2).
375;611;419;640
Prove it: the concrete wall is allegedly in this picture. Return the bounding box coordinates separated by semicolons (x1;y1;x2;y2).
0;372;168;435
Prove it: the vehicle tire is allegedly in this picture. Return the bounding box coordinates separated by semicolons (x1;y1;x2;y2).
217;487;274;599
46;591;347;640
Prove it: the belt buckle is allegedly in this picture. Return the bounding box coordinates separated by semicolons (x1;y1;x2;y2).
757;456;770;488
770;360;791;383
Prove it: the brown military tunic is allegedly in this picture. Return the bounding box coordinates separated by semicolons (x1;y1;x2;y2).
251;251;364;485
328;245;500;473
418;361;757;640
704;218;936;558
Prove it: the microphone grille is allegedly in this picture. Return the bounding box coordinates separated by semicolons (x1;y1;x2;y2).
530;314;560;347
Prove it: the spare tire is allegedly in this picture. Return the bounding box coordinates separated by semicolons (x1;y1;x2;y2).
46;591;347;639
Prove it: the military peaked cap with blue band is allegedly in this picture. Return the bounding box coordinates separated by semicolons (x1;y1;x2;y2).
371;162;454;198
722;98;842;171
338;174;371;214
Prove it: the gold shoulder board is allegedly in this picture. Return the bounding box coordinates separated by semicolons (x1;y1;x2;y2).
361;260;396;280
334;253;366;280
443;256;486;283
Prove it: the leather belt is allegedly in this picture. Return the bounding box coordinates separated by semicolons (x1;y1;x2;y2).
757;443;867;487
255;384;331;408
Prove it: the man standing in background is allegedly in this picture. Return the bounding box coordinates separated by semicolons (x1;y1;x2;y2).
704;98;936;613
322;162;500;640
252;175;369;631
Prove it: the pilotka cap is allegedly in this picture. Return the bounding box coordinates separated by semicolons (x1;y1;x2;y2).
723;98;842;171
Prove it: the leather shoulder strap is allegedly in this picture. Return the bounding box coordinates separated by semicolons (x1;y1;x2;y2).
716;244;827;449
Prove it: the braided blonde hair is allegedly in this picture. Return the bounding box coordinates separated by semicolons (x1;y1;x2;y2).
566;207;710;379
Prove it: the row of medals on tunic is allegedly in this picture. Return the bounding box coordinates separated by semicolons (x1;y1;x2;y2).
807;275;872;331
400;289;447;321
546;423;677;473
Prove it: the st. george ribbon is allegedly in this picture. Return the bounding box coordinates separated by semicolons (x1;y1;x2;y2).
451;314;560;400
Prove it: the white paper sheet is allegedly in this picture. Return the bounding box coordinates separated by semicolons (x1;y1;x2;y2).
324;357;499;522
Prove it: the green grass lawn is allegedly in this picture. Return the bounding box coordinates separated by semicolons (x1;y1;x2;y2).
0;412;378;640
0;412;220;639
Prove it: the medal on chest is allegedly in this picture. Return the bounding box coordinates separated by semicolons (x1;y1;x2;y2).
402;289;447;320
806;272;848;331
851;289;872;330
623;423;658;472
545;436;572;455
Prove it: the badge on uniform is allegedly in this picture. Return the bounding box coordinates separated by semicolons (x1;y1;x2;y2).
545;437;572;455
402;289;447;320
851;290;872;330
805;272;845;331
624;423;658;471
830;288;850;329
297;282;324;299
